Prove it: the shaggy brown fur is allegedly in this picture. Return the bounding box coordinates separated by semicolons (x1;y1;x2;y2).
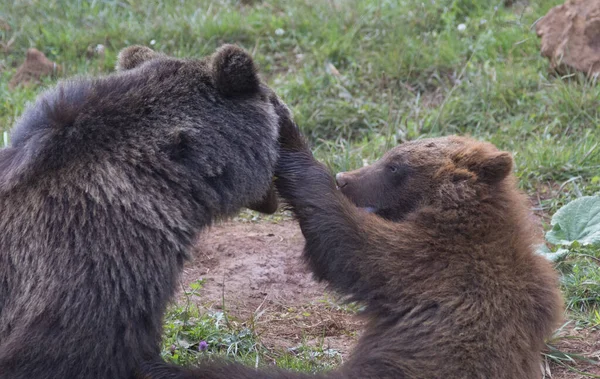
144;120;564;378
0;44;287;379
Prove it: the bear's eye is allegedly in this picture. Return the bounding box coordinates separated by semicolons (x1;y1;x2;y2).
388;166;398;173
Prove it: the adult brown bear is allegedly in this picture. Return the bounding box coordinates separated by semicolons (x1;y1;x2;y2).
0;44;287;379
145;119;564;378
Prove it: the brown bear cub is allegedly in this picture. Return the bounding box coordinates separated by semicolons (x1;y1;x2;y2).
152;119;564;379
0;45;288;379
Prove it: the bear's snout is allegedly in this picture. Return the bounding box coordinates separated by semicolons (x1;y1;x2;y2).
335;172;348;189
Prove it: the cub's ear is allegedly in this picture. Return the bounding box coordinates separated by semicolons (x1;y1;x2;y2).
211;44;260;97
116;45;162;71
453;144;513;184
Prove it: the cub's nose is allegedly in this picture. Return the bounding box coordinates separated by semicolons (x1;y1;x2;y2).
335;172;348;189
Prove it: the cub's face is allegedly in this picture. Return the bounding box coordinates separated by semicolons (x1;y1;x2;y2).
335;136;513;221
115;45;287;214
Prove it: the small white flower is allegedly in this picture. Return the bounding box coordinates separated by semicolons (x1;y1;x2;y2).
150;39;156;45
457;23;467;32
480;19;487;25
275;28;285;36
95;44;105;54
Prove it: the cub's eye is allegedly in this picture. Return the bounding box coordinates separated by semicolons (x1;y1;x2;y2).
388;166;398;173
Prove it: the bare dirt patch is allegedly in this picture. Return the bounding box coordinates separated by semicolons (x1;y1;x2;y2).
545;326;600;378
536;0;600;78
179;218;362;355
177;217;599;377
9;48;60;89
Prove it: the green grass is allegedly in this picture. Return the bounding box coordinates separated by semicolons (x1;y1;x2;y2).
161;280;342;373
2;0;600;374
555;247;600;327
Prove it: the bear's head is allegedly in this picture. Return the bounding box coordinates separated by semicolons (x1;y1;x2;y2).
335;136;513;221
114;44;287;214
116;45;264;97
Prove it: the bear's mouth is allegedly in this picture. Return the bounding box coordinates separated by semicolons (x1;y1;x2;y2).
336;186;378;214
246;182;279;214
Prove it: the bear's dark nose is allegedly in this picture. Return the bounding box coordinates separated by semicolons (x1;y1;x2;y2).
335;172;348;189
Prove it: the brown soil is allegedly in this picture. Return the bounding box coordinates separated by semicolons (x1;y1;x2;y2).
536;0;600;78
177;216;599;378
9;48;60;89
180;217;362;355
545;326;600;378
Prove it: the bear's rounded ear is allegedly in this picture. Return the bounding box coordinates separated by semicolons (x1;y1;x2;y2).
211;44;260;97
116;45;161;71
453;145;513;184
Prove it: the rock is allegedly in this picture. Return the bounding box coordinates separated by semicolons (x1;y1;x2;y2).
535;0;600;78
9;48;61;89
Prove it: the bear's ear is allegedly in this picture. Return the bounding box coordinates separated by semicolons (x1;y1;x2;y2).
211;44;260;97
116;45;161;71
453;145;513;184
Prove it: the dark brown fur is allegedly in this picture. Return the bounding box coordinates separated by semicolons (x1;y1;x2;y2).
0;44;287;379
147;119;564;378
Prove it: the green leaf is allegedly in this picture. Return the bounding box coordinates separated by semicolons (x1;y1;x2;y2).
177;338;192;349
536;244;570;262
546;196;600;246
